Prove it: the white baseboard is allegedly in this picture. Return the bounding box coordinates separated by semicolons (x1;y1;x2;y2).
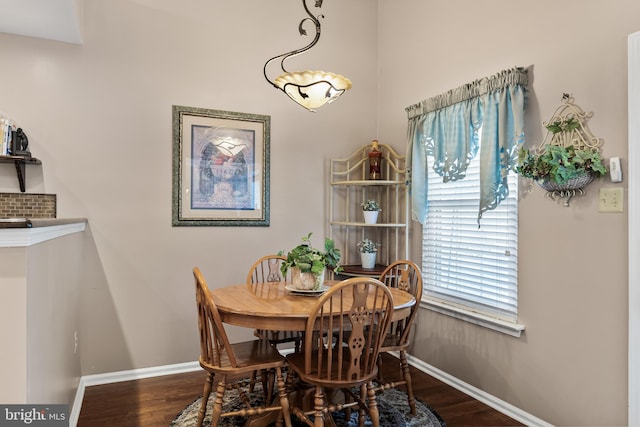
69;361;200;427
403;352;554;427
69;354;552;427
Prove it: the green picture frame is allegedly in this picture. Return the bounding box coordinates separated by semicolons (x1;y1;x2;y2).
172;105;270;226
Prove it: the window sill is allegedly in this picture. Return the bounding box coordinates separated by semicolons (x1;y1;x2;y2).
421;298;525;337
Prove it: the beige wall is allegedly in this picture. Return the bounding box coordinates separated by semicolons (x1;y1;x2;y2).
26;231;84;405
0;229;83;406
0;0;378;374
0;0;632;425
377;1;632;425
0;248;27;403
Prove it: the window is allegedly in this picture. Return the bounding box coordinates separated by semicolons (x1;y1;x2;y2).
422;136;522;335
406;67;528;336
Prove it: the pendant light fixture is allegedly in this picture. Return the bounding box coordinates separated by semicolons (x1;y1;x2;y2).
263;0;352;112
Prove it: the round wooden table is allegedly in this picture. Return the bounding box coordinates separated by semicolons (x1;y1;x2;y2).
210;280;415;427
210;280;416;332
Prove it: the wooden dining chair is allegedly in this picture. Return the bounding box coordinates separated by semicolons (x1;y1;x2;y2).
376;260;423;415
286;277;394;427
246;255;304;352
193;267;292;427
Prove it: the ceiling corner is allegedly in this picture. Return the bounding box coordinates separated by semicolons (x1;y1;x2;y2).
0;0;83;44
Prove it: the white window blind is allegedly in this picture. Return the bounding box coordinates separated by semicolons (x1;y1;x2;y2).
422;143;519;322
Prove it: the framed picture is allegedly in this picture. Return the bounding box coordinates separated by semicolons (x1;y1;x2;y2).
172;105;270;226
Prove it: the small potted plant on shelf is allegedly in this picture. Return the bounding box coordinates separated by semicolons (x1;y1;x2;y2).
360;199;381;224
279;233;342;290
357;238;379;269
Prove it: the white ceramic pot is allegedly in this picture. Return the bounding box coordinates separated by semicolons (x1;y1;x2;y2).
363;210;379;224
360;252;377;269
291;267;325;290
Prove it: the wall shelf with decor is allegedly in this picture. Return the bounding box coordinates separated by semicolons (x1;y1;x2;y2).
329;141;409;278
0;155;41;193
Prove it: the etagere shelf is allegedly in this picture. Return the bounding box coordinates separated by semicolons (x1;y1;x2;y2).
329;142;409;278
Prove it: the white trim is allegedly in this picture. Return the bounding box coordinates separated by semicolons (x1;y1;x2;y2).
403;352;553;427
0;222;85;247
421;299;525;338
79;361;201;387
628;30;640;427
69;377;86;427
69;361;200;426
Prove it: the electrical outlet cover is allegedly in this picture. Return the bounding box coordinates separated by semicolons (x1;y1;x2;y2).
599;188;624;213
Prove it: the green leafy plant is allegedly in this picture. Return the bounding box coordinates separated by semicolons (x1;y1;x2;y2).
279;233;342;277
357;238;379;253
516;144;607;185
545;117;580;134
360;199;381;211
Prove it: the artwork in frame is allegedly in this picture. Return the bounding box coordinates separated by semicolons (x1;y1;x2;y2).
172;105;270;226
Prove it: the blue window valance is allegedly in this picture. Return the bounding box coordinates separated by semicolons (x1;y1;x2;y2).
406;67;528;224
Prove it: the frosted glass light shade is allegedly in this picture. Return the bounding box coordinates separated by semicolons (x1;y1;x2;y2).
274;70;352;112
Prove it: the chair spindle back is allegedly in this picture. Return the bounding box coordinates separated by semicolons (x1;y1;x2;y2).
379;260;423;346
304;277;394;382
246;255;289;284
193;267;237;369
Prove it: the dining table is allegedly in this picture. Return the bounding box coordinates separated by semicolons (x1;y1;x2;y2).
210;279;416;333
209;279;417;427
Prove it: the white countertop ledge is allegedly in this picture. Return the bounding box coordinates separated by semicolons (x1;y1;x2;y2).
0;219;86;247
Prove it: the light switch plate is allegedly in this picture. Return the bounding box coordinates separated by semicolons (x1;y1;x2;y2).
599;188;624;213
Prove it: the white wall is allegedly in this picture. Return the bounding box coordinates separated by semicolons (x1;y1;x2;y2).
377;0;632;425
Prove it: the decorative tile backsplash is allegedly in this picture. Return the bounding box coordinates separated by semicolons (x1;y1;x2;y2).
0;193;56;218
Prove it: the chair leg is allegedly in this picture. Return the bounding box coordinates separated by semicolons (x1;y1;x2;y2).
358;384;367;427
399;351;416;415
249;370;258;393
260;369;273;402
376;353;385;384
197;373;213;427
342;388;353;421
210;377;227;427
313;386;325;427
366;381;380;427
276;366;292;427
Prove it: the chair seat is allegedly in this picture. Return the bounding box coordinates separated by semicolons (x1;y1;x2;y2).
200;339;287;373
287;347;378;389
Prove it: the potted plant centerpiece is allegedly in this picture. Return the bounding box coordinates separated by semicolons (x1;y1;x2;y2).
361;199;381;224
279;233;342;290
357;238;379;269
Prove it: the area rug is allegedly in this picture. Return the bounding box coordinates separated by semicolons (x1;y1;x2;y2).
170;384;446;427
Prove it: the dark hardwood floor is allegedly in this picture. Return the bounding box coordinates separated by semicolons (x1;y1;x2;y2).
77;353;525;426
